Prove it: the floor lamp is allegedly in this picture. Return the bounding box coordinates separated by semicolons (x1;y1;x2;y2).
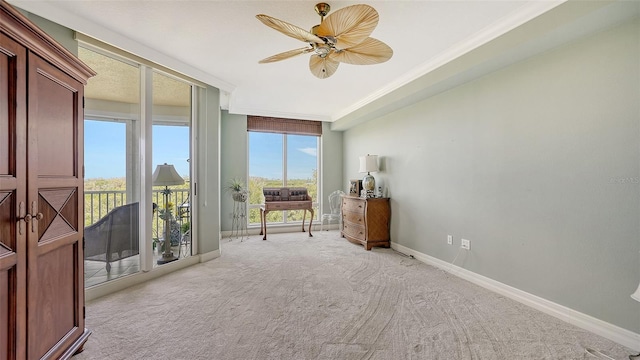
153;163;184;265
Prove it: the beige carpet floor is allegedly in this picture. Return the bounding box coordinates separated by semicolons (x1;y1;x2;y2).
75;230;633;359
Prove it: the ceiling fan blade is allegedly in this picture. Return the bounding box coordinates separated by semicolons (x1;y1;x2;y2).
256;14;325;44
309;55;339;79
316;4;379;50
333;37;393;65
259;47;313;63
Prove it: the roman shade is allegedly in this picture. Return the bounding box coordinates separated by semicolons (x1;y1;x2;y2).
247;116;322;136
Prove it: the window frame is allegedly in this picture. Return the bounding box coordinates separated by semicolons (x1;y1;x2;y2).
80;41;200;284
247;131;321;226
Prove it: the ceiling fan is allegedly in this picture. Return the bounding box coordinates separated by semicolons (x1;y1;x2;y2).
256;3;393;79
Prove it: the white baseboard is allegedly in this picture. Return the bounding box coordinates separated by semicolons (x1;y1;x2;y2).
391;242;640;351
199;249;220;262
221;228;261;237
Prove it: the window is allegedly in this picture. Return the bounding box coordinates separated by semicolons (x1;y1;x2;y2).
248;132;319;225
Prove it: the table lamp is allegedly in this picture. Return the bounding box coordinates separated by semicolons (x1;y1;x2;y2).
359;154;378;198
153;163;184;264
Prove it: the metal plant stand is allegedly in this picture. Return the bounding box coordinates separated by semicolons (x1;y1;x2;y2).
231;193;248;241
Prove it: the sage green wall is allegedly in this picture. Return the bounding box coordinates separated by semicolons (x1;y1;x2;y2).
195;86;222;254
220;111;248;231
219;113;344;231
321;122;344;209
343;19;640;333
19;9;77;55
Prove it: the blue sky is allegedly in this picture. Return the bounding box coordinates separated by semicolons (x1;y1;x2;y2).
85;120;317;180
85;120;190;179
249;132;317;180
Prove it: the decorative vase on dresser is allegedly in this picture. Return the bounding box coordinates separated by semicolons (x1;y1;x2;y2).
341;195;391;250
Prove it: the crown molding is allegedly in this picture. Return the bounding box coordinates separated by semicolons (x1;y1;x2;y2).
331;0;566;124
228;104;332;122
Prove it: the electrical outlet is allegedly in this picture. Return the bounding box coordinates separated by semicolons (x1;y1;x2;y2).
461;239;470;250
447;235;453;245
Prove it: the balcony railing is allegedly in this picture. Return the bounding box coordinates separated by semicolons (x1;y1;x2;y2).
84;189;190;240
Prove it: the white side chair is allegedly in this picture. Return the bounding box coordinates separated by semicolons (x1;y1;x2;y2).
320;190;345;231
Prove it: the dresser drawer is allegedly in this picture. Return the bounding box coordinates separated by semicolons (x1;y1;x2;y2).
342;197;365;214
343;211;365;226
343;222;365;240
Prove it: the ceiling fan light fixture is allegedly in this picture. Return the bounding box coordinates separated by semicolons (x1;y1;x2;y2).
257;3;393;79
313;44;330;57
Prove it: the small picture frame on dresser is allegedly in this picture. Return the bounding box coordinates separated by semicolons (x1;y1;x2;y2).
349;179;362;196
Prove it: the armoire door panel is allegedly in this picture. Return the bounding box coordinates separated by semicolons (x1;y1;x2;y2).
1;39;25;360
0;251;16;272
0;31;25;182
28;244;77;360
0;51;9;176
0;38;15;177
27;51;85;360
0;245;10;258
0;191;14;251
38;189;78;243
0;268;11;360
32;67;78;179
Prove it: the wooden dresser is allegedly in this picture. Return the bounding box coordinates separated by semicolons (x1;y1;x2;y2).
341;196;390;250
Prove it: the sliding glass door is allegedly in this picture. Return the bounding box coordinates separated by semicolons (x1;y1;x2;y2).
81;47;142;286
151;71;192;266
80;45;195;287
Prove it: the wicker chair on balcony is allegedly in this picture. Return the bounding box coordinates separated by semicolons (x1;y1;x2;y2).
84;202;139;272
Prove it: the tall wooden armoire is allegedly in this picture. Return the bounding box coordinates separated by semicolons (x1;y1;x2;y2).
0;1;95;359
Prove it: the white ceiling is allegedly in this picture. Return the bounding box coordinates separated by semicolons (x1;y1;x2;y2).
8;0;638;127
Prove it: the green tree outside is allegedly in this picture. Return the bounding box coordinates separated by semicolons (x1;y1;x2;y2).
84;178;190;241
246;169;318;225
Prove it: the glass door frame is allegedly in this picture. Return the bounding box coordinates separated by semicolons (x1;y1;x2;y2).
80;42;199;276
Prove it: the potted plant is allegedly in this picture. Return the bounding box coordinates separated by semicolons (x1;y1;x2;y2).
227;178;248;202
181;221;190;234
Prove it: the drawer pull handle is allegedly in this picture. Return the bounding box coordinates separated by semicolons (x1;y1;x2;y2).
358;205;362;208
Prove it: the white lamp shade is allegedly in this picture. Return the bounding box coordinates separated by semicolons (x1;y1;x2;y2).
152;163;185;186
359;155;379;173
632;282;640;302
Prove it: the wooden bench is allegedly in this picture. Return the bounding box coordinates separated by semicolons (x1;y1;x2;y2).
260;187;314;240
